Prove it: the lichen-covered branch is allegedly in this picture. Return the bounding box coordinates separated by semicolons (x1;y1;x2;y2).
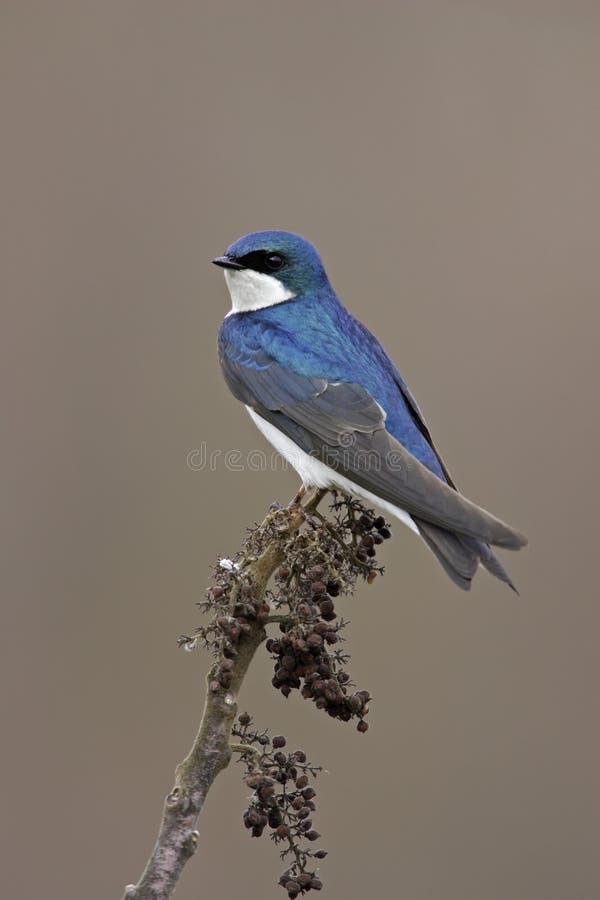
123;490;326;900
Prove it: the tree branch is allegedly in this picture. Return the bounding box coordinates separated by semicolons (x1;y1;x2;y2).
123;489;327;900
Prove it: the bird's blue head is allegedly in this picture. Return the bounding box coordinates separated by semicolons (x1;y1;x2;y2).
213;230;331;315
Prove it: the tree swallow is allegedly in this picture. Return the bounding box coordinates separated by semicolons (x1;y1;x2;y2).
213;231;527;590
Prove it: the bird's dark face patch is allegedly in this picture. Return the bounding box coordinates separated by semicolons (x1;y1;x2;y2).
235;250;288;275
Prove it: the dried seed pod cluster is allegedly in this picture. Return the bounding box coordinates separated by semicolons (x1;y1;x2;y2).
267;622;371;730
233;714;326;897
179;567;270;657
179;496;392;896
266;498;391;730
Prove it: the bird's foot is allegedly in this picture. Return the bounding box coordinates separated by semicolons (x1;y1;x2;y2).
288;484;307;509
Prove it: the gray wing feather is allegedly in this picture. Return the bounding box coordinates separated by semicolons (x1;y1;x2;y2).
221;355;527;550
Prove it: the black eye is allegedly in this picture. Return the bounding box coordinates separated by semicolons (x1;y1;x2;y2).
265;252;285;271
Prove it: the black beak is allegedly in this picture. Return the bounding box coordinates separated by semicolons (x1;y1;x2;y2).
212;255;245;270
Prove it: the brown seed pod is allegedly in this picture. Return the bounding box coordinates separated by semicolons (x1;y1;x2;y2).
258;784;276;802
349;693;364;713
244;774;264;789
318;598;335;616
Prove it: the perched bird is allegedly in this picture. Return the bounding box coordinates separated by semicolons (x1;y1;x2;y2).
213;231;527;590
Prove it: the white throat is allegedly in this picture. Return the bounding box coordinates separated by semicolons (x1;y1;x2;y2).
224;268;295;316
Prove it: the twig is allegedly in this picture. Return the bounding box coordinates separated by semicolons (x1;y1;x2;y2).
229;742;260;757
123;488;327;900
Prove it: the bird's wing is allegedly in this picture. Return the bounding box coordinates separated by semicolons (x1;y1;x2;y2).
220;350;527;550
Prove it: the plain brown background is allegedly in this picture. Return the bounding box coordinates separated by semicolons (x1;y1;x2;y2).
2;3;599;899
